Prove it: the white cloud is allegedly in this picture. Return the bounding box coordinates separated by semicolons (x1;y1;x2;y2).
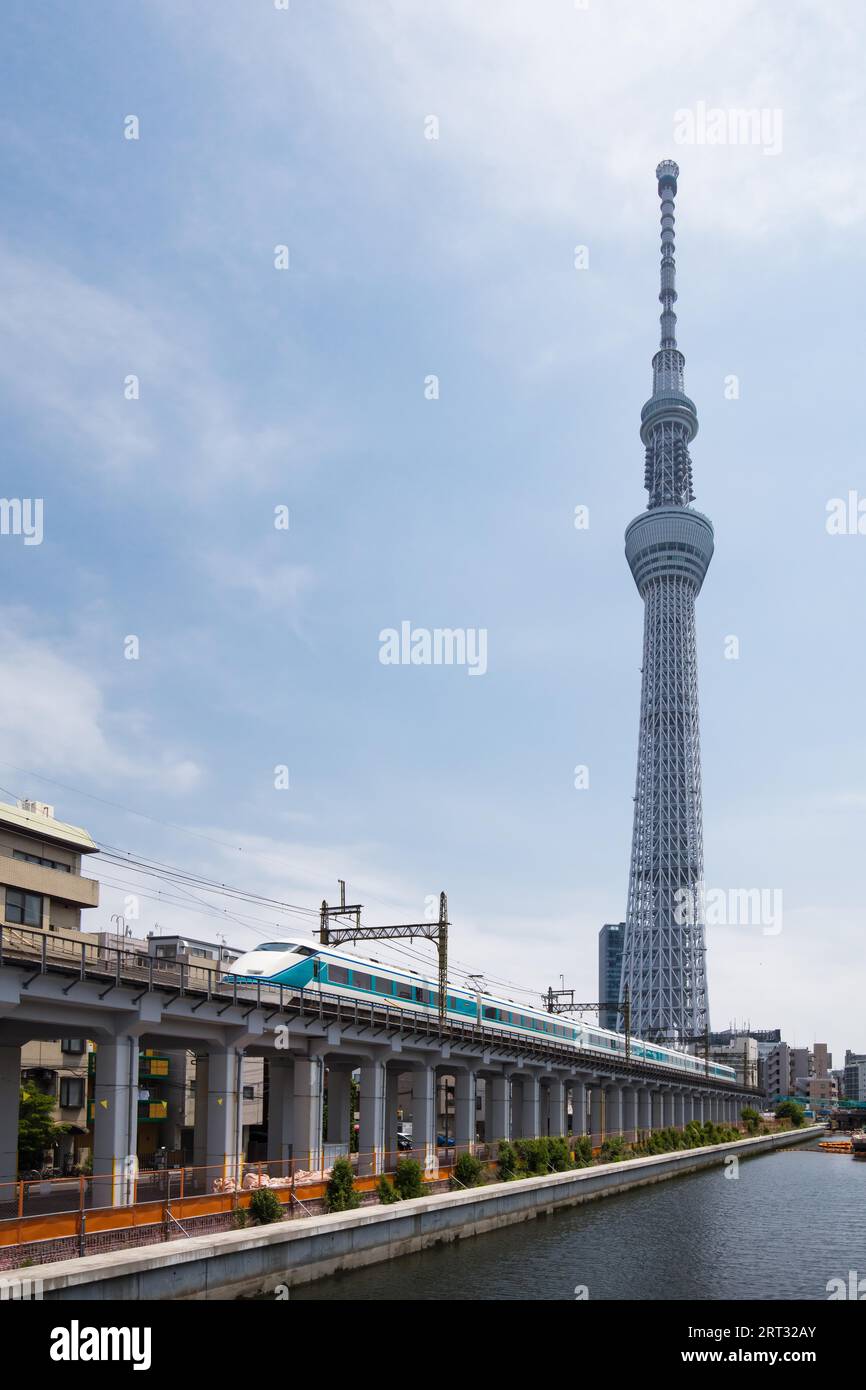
0;242;336;495
153;0;866;244
209;554;315;616
0;609;202;796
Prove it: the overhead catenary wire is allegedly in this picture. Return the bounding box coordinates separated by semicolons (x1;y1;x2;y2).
1;761;560;1007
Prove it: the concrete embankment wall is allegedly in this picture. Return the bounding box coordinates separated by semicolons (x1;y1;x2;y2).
35;1126;823;1301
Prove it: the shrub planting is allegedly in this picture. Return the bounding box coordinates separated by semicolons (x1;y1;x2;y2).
249;1188;284;1224
394;1157;423;1200
452;1152;484;1189
324;1157;360;1213
376;1174;399;1204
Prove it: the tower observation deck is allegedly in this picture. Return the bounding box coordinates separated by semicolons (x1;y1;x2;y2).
619;161;712;1043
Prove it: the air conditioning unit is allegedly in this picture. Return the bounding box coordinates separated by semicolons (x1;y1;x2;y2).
18;799;55;818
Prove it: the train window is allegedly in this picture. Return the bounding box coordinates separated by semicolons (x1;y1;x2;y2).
519;1016;529;1027
353;971;372;990
413;986;425;1003
258;942;293;952
328;965;348;985
396;982;412;1000
483;1006;497;1020
376;978;394;995
293;945;317;957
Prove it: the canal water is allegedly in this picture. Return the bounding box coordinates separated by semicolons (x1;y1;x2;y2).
290;1140;866;1300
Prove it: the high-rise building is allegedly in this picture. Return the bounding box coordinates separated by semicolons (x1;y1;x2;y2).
598;923;625;1030
843;1051;866;1103
620;162;713;1042
791;1047;811;1089
765;1043;793;1103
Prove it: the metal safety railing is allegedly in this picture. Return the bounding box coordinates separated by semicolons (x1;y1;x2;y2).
0;1118;776;1260
0;924;758;1093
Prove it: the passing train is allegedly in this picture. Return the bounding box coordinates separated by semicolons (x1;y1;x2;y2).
223;938;736;1082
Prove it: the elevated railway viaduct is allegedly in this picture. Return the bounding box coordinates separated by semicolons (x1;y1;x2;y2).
0;927;757;1206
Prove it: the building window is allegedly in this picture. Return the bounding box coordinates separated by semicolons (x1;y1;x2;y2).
13;850;71;873
242;1085;254;1101
60;1078;84;1108
61;1039;85;1054
5;888;43;926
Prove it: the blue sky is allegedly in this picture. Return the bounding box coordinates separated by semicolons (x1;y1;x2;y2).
1;0;865;1065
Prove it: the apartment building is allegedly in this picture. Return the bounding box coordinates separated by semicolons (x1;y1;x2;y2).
0;798;99;936
4;799;100;1173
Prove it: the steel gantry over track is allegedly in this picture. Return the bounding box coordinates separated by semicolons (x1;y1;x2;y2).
544;985;632;1060
319;882;449;1027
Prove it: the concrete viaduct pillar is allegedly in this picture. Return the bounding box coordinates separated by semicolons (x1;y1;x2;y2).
264;1055;325;1175
621;1087;637;1143
0;1044;21;1192
326;1066;352;1148
487;1074;510;1143
570;1081;586;1136
651;1090;664;1130
266;1057;294;1169
673;1091;685;1129
454;1068;477;1147
637;1087;652;1135
590;1088;604;1148
92;1037;140;1206
661;1090;675;1128
520;1072;540;1139
202;1046;245;1187
544;1077;566;1137
411;1064;437;1170
293;1057;324;1173
384;1067;401;1163
358;1059;386;1175
605;1085;622;1139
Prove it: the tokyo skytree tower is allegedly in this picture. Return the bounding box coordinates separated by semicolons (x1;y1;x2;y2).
619;161;713;1043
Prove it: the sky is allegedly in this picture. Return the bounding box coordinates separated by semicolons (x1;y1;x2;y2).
1;0;865;1068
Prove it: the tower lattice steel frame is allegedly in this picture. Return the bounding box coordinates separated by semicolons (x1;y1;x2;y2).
619;161;713;1043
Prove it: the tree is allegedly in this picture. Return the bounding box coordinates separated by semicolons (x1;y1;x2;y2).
741;1106;761;1134
774;1100;806;1128
18;1086;67;1170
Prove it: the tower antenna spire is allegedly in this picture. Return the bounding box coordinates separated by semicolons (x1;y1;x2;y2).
656;159;679;350
642;159;697;508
